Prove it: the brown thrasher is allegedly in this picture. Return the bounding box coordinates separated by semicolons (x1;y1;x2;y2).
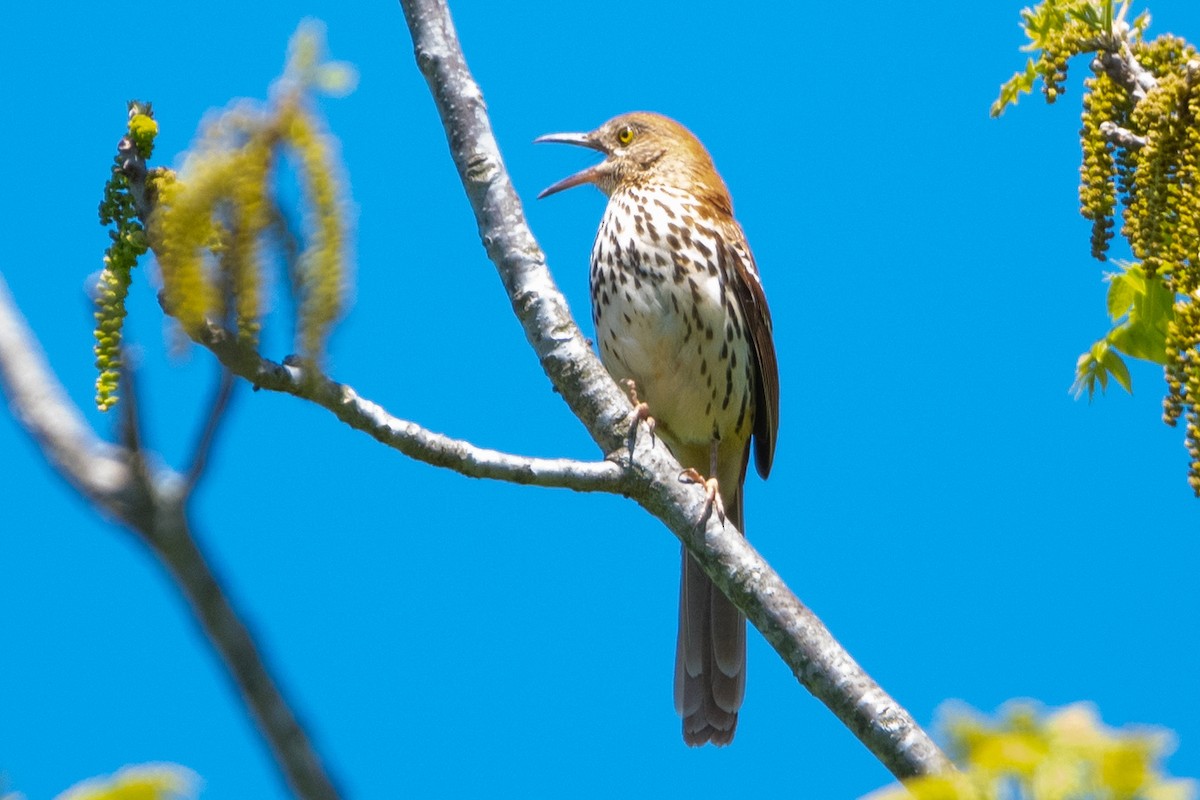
536;112;779;746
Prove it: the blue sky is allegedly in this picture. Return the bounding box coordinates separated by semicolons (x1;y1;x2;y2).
3;1;1200;798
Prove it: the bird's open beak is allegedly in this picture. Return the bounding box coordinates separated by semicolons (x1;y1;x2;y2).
534;132;608;199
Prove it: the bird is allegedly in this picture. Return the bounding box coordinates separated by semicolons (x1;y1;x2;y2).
536;112;779;746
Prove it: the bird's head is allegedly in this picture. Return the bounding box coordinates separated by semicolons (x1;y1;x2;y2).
536;112;725;204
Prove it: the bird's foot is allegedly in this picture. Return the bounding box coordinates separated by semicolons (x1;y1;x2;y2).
620;378;656;462
679;468;725;527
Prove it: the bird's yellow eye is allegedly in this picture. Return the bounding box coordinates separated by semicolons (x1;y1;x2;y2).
616;126;635;145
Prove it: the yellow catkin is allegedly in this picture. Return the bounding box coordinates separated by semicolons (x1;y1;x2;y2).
94;105;156;411
1121;42;1200;492
1079;71;1122;260
150;106;277;341
225;137;273;347
1125;76;1178;278
151;171;220;336
111;23;352;400
151;98;346;371
281;102;345;367
93;253;131;411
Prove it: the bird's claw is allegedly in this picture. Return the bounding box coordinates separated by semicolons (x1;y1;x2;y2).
621;379;656;462
679;468;725;528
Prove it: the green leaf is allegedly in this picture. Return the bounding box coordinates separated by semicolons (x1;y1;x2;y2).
991;59;1040;117
1099;344;1133;393
1069;4;1102;31
1106;271;1136;320
1136;270;1175;331
1072;343;1105;400
1099;263;1175;367
1072;340;1134;399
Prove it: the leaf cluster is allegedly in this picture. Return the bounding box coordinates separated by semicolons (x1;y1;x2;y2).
53;763;197;800
1072;263;1172;397
995;0;1200;493
992;0;1149;116
868;702;1195;800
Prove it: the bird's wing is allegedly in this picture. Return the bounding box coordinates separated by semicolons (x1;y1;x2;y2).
719;223;779;479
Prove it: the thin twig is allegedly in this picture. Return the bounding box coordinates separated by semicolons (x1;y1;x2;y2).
184;366;237;494
119;351;149;459
397;0;952;780
193;321;631;493
117;356;161;527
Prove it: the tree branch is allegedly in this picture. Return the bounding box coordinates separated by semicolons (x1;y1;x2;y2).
146;504;341;800
0;277;135;514
0;274;342;800
397;0;953;780
1099;119;1148;148
190;320;631;493
1095;25;1159;102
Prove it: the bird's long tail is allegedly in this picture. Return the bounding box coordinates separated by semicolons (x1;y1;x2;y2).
674;482;746;746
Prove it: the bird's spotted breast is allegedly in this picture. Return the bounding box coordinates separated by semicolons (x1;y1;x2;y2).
590;185;755;448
